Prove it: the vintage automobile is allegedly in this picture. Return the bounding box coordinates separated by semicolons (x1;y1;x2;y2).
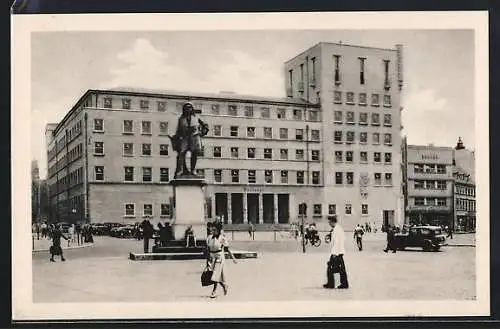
393;225;447;251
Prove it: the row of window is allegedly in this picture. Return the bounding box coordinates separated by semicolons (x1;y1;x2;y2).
124;203;172;217
48;121;83;162
301;203;370;216
413;197;448;207
48;143;83;178
334;111;392;126
49;167;84;196
335;151;393;164
414;180;448;190
210;146;320;161
333;92;392;107
455;185;476;197
212;125;321;141
94;142;169;157
334;131;393;145
413;164;448;174
94;119;169;136
456;198;476;212
335;172;393;186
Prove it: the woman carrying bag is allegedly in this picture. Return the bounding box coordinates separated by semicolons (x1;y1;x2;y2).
203;221;237;299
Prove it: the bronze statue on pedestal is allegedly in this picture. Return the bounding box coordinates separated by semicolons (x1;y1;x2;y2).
169;102;209;178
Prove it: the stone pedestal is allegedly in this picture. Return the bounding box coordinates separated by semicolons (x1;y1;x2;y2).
169;177;207;241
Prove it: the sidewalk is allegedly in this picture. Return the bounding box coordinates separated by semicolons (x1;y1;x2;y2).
445;233;476;247
31;235;93;252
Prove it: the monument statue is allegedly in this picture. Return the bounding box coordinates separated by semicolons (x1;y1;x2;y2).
169;102;209;178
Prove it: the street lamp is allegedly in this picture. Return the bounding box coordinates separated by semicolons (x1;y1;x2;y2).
299;202;307;253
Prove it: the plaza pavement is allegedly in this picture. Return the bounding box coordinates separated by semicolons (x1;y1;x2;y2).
32;235;476;303
31;235;93;252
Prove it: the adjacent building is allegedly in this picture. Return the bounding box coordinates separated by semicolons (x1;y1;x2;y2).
453;137;476;232
31;160;40;222
45;42;405;231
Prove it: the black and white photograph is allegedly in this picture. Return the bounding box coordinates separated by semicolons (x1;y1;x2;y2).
12;12;489;320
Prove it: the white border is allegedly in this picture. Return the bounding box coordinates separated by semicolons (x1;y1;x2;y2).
12;11;489;320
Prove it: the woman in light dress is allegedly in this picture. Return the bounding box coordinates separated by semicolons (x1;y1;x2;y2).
206;221;237;299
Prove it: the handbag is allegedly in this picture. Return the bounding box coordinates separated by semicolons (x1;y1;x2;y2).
201;268;214;286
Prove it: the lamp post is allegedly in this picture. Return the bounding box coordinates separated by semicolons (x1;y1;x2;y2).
299;202;307;253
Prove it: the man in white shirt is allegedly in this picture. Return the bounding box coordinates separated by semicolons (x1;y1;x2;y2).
324;216;349;289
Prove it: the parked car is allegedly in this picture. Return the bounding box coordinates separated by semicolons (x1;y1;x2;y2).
91;224;109;236
393;226;447;252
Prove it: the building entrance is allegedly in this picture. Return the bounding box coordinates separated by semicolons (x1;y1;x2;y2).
247;193;259;224
231;193;244;224
215;193;228;224
263;194;275;224
278;194;290;224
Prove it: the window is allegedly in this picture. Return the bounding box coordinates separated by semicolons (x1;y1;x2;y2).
374;173;382;185
228;105;238;116
414;180;425;189
384;152;392;164
313;204;322;216
248;170;256;184
123;120;134;134
312;150;320;161
141;121;152;135
142;167;152;182
125;204;135;217
156;144;168;156
425;165;436;174
123;143;134;156
346;111;355;124
161;204;171;217
384;114;392;126
371;94;380;106
308;111;319;122
264;127;273;138
296;149;304;160
231;147;239;158
95;166;104;181
334;91;342;104
157;101;167;112
277;108;286;119
142;143;151;156
103;97;112;108
293;109;302;120
213;125;222;136
385;173;393;185
94;142;104;155
280;149;288;160
346;92;354;104
414;164;424;173
213;146;222;158
247;126;255;138
160;168;169;182
359;132;368;144
311;129;320;141
124;167;134;182
371;113;380;126
143;204;153;217
94;119;104;132
345;204;352;215
295;129;304;140
297;171;305;184
359;113;368;125
373;133;380;144
159;122;168;135
211;104;220;115
383;95;392;107
175;102;184;113
264;148;272;160
261;107;270;118
346;151;353;163
437;198;447;206
346;131;355;144
214;169;222;183
230;126;239;137
346;172;354;185
359;93;367;105
281;170;288;184
334;131;343;143
384;133;392;145
328;204;336;215
335;151;343;162
383;60;391;89
361;204;368;215
437;181;447;190
334;54;341;83
140;100;150;110
437;165;446;174
247;148;256;159
122;98;131;110
360;151;368;163
335;172;343;185
244;106;254;117
415;197;425;206
231;170;240;183
334;111;343;123
311;57;317;85
374;152;381;163
359;57;366;84
312;171;320;185
265;170;273;183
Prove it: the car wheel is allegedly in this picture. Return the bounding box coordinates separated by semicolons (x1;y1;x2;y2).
423;240;432;252
433;246;440;252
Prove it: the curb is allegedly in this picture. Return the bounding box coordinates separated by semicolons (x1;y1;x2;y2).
32;243;94;253
447;244;475;247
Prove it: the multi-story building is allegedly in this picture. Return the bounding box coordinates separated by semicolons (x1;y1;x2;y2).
284;42;404;229
453;137;476;232
45;42;405;231
31;160;40;221
403;144;454;226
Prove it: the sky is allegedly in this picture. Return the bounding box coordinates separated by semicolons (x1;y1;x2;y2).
31;30;475;179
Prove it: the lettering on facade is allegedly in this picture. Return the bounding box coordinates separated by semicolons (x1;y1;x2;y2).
421;154;438;160
243;187;264;193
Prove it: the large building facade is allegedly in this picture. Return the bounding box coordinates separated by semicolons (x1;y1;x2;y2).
45;42;405;231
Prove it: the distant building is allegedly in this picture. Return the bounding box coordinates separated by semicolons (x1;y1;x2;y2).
31;160;40;222
45;42;405;230
453;138;476;232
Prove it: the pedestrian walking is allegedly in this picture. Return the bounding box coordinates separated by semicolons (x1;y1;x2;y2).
140;219;154;253
353;224;364;251
204;221;237;299
323;216;349;289
446;225;454;239
383;225;397;253
248;222;254;239
50;224;68;262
